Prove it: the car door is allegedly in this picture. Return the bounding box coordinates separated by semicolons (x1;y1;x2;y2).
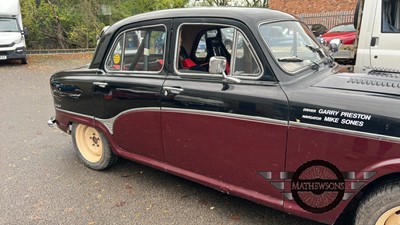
161;19;289;207
93;20;171;161
370;0;400;69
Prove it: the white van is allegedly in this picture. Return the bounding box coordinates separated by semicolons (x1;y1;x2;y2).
354;0;400;72
325;0;400;72
0;0;28;64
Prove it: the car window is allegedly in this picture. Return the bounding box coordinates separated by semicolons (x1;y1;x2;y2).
105;25;166;73
233;31;261;75
0;18;19;32
260;21;325;73
106;35;124;71
176;24;262;78
328;24;356;33
382;0;400;33
195;35;207;58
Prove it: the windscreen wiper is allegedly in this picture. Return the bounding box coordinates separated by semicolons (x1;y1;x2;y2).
305;45;334;67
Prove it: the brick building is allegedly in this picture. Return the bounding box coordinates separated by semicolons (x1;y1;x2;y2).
269;0;358;15
269;0;358;29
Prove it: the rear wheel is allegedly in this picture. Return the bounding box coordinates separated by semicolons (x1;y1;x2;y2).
355;181;400;225
71;123;117;170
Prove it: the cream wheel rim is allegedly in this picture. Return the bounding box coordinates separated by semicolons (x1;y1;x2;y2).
376;206;400;225
75;124;103;163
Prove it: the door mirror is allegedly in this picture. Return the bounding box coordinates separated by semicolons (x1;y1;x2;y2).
209;56;241;83
329;39;341;53
209;56;227;74
23;27;29;37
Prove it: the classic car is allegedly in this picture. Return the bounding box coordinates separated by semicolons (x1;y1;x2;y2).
48;7;400;225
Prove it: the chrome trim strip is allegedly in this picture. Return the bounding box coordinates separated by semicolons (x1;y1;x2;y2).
162;107;288;126
289;121;400;143
57;108;399;143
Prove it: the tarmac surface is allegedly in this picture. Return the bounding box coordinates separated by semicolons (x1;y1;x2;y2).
0;54;323;225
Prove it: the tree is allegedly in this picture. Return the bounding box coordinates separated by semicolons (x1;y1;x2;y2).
20;0;189;49
245;0;269;7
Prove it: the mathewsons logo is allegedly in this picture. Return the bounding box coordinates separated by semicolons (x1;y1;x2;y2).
259;160;376;214
291;160;345;213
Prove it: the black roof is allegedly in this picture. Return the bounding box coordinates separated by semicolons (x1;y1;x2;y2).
91;7;296;69
107;7;295;34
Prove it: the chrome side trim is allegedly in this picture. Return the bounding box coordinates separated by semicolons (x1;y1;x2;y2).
162;107;288;126
289;121;400;143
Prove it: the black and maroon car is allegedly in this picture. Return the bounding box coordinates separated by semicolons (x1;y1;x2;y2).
48;7;400;225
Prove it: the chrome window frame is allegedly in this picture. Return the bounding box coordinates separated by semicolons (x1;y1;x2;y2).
174;22;264;80
104;24;168;75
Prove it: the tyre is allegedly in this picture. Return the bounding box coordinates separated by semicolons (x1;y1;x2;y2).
354;181;400;225
71;123;118;170
21;58;28;64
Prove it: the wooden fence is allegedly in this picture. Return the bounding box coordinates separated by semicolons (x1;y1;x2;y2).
297;10;355;30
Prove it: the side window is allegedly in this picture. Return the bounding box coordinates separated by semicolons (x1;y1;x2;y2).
105;25;166;73
106;35;124;71
176;24;262;78
221;28;233;52
233;31;261;76
382;0;400;33
195;35;206;58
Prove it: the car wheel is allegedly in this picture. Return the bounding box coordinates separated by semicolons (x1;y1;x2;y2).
354;181;400;225
21;58;28;64
72;123;117;170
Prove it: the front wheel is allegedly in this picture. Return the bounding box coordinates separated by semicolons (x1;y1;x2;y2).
71;123;117;170
355;181;400;225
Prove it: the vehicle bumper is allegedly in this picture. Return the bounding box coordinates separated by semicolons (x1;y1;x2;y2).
47;116;57;127
0;47;27;60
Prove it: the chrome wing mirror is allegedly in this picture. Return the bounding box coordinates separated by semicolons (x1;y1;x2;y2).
209;56;241;83
329;38;341;53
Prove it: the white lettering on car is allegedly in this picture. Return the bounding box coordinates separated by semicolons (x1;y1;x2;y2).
300;108;372;127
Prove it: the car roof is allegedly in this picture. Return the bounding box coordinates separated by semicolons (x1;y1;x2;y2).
105;7;295;35
91;7;296;69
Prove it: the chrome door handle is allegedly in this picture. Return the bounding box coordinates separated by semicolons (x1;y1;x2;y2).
93;82;108;88
163;87;184;95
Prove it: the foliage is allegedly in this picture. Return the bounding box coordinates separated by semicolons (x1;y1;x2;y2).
192;0;269;7
20;0;267;49
20;0;189;49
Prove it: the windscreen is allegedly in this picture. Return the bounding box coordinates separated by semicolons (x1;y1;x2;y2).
259;21;326;74
0;18;19;32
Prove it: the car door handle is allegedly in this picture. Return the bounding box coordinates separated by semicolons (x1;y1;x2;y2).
163;87;184;95
93;82;108;88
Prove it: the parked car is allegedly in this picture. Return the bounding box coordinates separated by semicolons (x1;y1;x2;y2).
320;22;356;45
48;7;400;225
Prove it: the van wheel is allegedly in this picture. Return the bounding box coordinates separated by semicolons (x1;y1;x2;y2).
21;58;28;64
71;123;117;170
355;181;400;225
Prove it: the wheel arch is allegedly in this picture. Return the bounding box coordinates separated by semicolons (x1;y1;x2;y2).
336;172;400;223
